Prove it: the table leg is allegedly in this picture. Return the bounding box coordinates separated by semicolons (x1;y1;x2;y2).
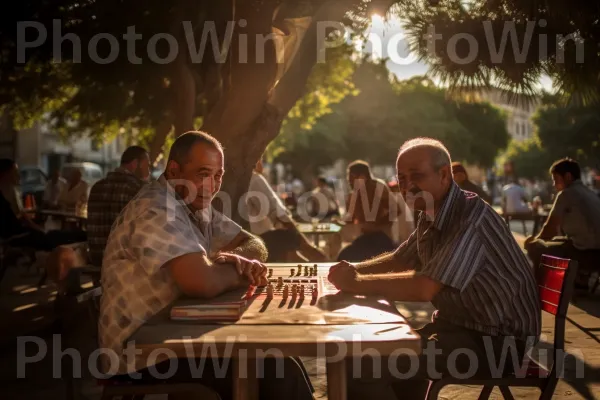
233;357;258;400
326;359;347;400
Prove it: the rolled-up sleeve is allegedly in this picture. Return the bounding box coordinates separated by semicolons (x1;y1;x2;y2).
210;209;243;253
416;224;484;292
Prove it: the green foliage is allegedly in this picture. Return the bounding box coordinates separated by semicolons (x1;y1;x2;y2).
390;0;600;104
272;60;510;174
499;93;600;179
499;137;553;180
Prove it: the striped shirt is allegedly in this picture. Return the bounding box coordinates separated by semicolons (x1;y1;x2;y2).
396;182;541;340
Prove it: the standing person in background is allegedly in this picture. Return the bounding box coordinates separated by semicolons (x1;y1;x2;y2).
58;168;89;212
43;169;67;209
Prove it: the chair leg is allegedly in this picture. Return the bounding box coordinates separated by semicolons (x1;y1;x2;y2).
100;389;113;400
591;275;600;294
425;380;444;400
478;385;494;400
499;386;515;400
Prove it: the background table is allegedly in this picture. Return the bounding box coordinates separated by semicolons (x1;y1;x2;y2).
130;263;421;400
38;209;88;229
297;223;342;246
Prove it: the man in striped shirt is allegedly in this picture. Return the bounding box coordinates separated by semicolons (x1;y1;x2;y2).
329;138;540;399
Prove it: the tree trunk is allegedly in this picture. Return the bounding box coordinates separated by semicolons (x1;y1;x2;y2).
209;0;353;224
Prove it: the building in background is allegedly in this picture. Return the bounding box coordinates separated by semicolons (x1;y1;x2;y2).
14;120;124;174
468;87;541;142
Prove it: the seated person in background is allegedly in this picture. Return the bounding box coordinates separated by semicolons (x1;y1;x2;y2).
245;159;327;262
525;158;600;274
99;132;313;400
329;138;540;400
338;160;397;261
57;167;89;211
0;159;86;251
87;146;150;266
309;176;340;220
43;169;67;209
451;161;492;204
501;179;530;214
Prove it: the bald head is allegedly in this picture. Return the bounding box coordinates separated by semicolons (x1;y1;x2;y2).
398;137;451;171
396;137;453;212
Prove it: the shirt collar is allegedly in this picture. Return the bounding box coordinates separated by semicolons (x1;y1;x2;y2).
158;174;212;226
432;181;463;232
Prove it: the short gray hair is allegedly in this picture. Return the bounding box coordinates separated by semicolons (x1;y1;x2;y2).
398;137;452;170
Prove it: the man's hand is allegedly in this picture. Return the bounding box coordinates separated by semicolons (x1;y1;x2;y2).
328;261;359;292
214;253;267;286
524;235;536;247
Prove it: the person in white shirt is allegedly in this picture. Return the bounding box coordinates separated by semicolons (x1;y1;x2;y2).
58;168;89;212
309;177;340;220
245;160;327;262
501;181;531;214
43;170;67;208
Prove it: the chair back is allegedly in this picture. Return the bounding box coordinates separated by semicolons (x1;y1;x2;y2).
536;255;578;354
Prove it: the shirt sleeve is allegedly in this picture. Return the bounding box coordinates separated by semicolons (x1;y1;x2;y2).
209;209;243;253
549;191;569;220
128;206;207;275
252;174;292;223
416;223;484;292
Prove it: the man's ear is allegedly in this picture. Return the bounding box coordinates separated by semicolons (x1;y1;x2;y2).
165;160;180;179
565;172;573;183
439;164;452;184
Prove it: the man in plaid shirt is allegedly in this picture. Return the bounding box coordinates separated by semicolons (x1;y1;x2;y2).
87;146;150;265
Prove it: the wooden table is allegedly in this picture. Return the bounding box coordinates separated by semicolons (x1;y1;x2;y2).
130;263;421;400
38;209;88;229
297;223;342;246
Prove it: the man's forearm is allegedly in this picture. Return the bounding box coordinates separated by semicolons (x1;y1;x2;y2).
351;272;434;301
228;237;268;262
354;251;409;274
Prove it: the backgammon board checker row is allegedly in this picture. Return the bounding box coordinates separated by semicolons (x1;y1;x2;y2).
170;263;405;325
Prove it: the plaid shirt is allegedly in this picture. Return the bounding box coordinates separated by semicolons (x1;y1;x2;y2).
87;168;146;266
99;175;241;374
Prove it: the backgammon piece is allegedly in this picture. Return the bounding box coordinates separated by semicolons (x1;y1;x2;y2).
282;285;289;299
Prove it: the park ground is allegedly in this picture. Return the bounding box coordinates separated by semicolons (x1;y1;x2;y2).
0;226;598;399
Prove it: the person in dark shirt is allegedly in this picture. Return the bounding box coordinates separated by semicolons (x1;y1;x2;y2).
451;162;492;204
87;146;150;266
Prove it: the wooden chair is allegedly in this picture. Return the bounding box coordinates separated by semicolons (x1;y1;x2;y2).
57;285;220;400
426;255;579;400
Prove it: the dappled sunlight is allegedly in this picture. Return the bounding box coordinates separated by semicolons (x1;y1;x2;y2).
13;303;38;312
